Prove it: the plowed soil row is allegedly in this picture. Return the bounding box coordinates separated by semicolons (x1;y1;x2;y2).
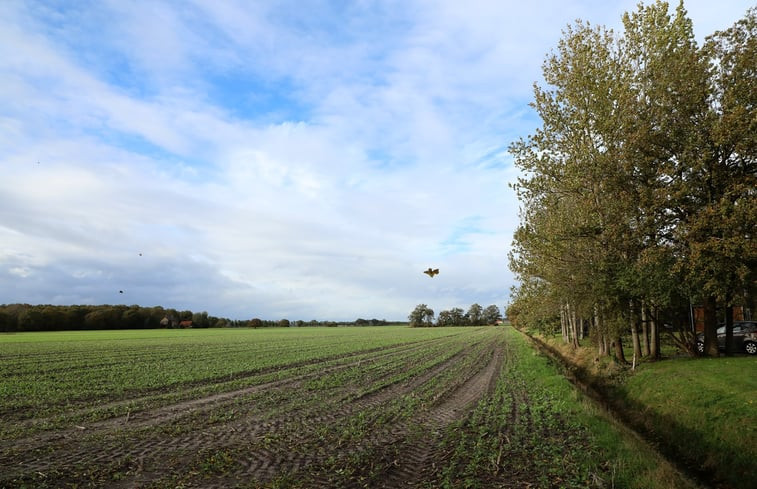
2;327;701;489
1;330;502;489
1;334;460;425
2;337;440;443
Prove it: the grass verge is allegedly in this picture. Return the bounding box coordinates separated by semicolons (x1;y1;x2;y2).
531;330;756;489
431;327;701;489
611;356;756;488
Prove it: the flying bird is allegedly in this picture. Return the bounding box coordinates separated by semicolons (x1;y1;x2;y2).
119;290;123;294
423;268;439;277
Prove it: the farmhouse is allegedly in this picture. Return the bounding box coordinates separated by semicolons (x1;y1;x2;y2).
159;316;193;328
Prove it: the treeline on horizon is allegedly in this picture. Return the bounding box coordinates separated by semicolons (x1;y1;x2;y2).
408;303;503;327
0;304;397;333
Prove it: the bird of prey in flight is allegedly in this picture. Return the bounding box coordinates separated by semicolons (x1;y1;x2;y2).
423;268;439;277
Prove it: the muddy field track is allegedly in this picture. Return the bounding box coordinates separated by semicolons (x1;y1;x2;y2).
1;333;467;425
2;327;699;489
2;329;509;488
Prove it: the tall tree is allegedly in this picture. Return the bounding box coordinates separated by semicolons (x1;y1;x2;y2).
466;304;484;325
509;1;755;359
482;305;503;325
408;304;435;327
510;16;633;358
692;7;757;355
436;309;463;327
621;1;718;356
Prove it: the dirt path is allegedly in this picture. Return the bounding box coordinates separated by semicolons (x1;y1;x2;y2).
376;344;504;488
1;333;495;489
222;341;506;489
0;338;454;457
2;339;438;432
178;340;496;488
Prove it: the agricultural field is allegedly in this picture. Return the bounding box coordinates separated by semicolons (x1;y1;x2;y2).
1;326;696;488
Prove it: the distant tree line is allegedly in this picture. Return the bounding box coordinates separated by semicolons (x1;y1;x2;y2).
408;303;503;327
0;304;233;332
507;3;755;359
0;304;398;332
247;318;393;328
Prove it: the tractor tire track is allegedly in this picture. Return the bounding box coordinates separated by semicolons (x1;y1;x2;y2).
2;338;445;429
370;342;504;488
222;339;503;489
0;336;454;455
178;340;486;487
125;338;491;489
0;335;483;488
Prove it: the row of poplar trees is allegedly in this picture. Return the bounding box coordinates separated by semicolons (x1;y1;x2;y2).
507;1;755;359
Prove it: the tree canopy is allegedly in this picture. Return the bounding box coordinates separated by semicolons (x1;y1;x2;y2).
508;1;756;358
410;303;503;327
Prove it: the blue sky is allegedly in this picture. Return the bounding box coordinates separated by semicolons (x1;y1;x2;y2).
1;0;752;321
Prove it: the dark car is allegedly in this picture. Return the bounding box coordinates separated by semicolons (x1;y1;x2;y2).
696;321;757;355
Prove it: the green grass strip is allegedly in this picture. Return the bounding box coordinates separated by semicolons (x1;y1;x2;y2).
612;355;757;488
431;327;699;489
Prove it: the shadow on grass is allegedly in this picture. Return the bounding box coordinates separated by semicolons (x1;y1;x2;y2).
522;331;751;489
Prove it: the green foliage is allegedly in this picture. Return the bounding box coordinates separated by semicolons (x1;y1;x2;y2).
482;304;502;325
0;304;238;332
0;304;400;332
508;2;756;354
506;278;561;334
466;303;483;325
436;307;466;326
408;303;435;327
413;303;503;327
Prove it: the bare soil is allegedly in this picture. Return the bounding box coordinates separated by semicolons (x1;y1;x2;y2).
1;334;510;488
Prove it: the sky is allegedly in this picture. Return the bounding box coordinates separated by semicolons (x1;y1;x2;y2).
1;1;752;321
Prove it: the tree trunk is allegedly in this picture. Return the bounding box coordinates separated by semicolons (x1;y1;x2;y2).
630;301;642;362
613;336;627;364
597;333;606;356
594;305;608;356
564;303;573;347
561;304;569;343
569;306;580;348
640;301;651;357
649;306;660;360
703;296;719;357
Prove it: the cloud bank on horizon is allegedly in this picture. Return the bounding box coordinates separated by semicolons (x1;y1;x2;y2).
0;0;751;321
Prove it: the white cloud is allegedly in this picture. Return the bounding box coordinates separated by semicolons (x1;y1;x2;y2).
9;267;31;278
0;0;750;320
